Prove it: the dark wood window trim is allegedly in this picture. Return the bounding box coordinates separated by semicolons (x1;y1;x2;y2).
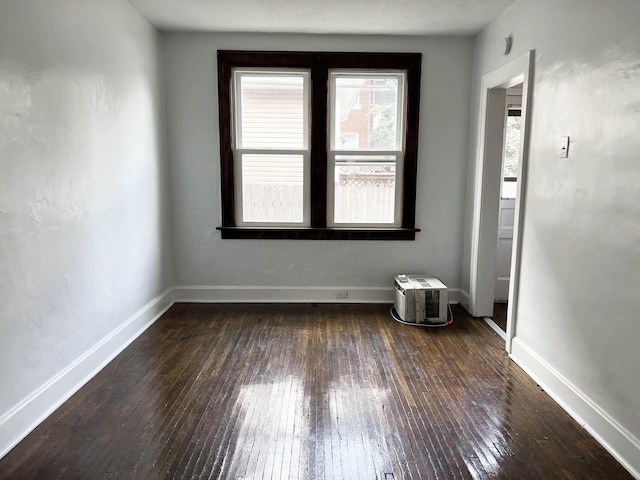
217;50;422;240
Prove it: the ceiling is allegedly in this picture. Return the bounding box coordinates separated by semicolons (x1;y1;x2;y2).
127;0;515;35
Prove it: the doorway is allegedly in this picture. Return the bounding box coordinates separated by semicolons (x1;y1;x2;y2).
489;91;522;338
468;51;533;352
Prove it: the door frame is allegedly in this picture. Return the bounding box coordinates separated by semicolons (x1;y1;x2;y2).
468;51;534;352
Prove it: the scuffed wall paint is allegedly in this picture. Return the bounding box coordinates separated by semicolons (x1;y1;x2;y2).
0;0;172;417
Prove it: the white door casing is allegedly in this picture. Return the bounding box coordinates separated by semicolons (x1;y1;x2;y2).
468;50;533;352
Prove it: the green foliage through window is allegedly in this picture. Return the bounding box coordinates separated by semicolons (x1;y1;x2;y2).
504;115;521;177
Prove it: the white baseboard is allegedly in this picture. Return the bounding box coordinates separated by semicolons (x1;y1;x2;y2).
173;285;463;305
0;288;174;461
482;317;507;340
174;285;393;303
510;337;640;479
448;288;462;304
457;289;470;311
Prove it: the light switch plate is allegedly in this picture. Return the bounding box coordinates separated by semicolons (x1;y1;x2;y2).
560;136;570;158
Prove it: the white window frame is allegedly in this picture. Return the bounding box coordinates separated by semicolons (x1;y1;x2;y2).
327;71;407;228
232;68;311;227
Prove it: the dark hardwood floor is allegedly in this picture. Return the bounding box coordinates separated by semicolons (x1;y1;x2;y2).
492;303;508;333
0;304;631;479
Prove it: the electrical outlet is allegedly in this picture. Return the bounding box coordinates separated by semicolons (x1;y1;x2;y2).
336;290;349;299
560;136;570;158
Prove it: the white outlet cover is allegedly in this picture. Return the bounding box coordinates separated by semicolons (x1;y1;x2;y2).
560;136;570;158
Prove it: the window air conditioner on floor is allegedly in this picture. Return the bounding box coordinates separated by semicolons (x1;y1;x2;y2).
392;275;450;327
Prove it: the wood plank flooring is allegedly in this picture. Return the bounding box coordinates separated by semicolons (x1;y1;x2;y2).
0;303;631;479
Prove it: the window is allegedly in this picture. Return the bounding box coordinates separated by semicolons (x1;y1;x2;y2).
217;51;421;240
501;109;521;199
329;73;404;226
234;71;310;225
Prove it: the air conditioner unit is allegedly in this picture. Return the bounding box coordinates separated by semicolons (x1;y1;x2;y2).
393;275;449;326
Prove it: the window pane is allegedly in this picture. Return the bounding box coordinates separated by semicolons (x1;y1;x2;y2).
501;180;517;199
333;76;401;151
334;155;396;224
241;154;304;223
502;114;521;199
504;115;521;177
237;73;306;149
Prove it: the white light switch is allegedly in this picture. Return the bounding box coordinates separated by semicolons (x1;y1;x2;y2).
559;136;570;158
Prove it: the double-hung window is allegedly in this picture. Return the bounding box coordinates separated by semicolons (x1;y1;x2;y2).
217;51;421;240
233;70;310;225
328;72;405;226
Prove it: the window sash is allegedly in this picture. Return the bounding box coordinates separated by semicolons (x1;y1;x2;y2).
327;152;404;227
233;69;310;151
328;71;407;227
234;149;311;226
232;69;311;226
328;71;406;153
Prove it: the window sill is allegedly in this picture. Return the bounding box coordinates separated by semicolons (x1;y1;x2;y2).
217;227;419;240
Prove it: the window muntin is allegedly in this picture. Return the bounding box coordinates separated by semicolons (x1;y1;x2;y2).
233;70;310;225
217;51;421;240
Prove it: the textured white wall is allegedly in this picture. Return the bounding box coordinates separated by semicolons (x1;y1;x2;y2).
162;33;473;291
0;0;172;418
464;0;640;452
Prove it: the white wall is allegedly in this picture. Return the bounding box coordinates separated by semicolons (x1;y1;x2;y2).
464;0;640;474
163;33;473;297
0;0;172;453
